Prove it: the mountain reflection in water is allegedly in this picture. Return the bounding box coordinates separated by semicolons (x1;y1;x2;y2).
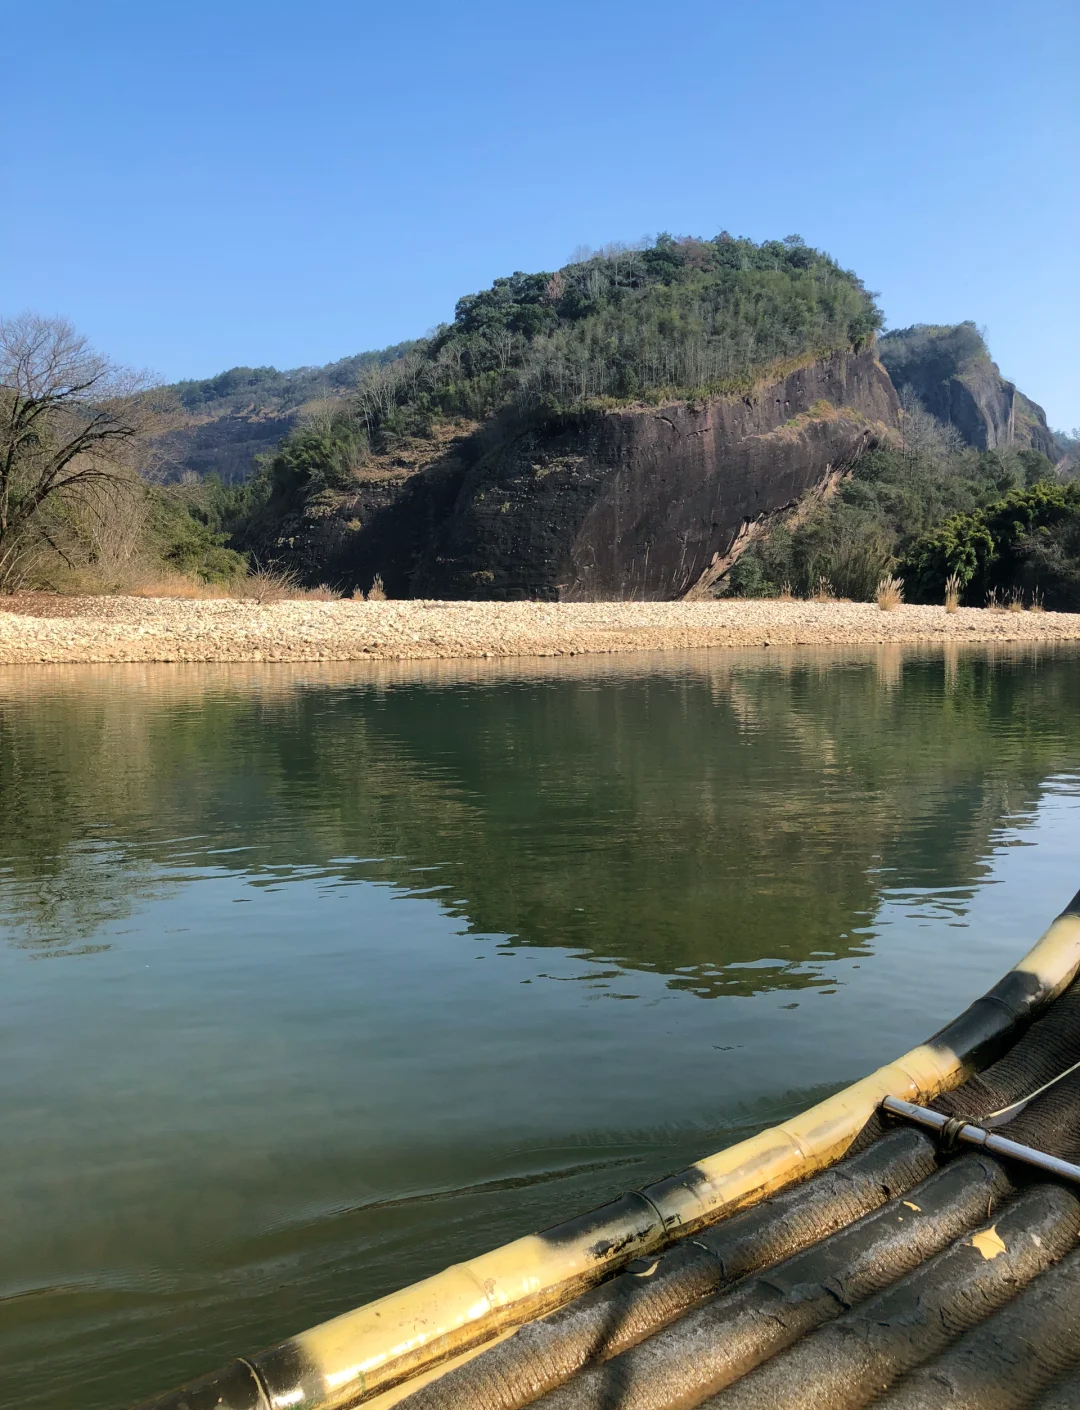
2;646;1078;990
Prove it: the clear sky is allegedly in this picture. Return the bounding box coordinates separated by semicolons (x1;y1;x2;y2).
5;0;1078;429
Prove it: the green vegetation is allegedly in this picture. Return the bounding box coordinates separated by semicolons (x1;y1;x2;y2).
904;481;1080;608
347;232;881;444
235;233;880;479
227;233;882;565
5;233;883;593
254;417;367;507
219;414;368;571
169;343;418;415
729;320;1077;607
8;249;1078;604
879;321;1062;463
0;314;253;592
878;320;991;391
728;397;1063;602
0;314;352;593
148;478;248;583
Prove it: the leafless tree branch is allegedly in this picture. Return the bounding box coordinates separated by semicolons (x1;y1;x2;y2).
0;313;157;586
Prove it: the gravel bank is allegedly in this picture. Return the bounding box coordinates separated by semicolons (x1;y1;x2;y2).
3;596;1080;665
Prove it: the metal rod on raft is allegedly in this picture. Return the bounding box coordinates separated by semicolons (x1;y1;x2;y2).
881;1095;1080;1184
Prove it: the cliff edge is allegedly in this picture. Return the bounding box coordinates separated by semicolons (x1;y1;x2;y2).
318;347;899;600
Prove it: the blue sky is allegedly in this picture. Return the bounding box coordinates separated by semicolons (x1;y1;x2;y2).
5;0;1078;429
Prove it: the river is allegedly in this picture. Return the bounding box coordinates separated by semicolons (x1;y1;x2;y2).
2;645;1079;1409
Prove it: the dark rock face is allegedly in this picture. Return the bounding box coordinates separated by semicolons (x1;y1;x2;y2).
914;363;1056;459
279;477;410;586
362;348;898;600
879;324;1059;459
152;411;300;483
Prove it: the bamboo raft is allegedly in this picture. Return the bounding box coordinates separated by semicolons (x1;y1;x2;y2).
139;890;1080;1410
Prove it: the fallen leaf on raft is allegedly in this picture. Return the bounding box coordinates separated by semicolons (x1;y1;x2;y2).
970;1227;1007;1260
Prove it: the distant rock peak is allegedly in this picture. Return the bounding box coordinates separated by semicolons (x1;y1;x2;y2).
879;322;1060;459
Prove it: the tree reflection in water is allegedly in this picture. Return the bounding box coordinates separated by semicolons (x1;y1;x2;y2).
1;644;1077;991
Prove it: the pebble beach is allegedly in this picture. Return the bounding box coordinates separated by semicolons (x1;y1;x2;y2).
3;595;1080;664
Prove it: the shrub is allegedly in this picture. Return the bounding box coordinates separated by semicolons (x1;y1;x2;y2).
231;564;300;604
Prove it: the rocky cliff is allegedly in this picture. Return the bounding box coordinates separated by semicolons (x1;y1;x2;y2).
293;347;899;600
878;322;1060;459
153;408;299;482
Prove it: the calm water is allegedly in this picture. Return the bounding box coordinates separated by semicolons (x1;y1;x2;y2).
3;646;1080;1410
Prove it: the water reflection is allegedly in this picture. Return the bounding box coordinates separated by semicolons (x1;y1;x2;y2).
1;646;1077;991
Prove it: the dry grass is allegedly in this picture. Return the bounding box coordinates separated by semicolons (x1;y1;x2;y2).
130;567;342;603
811;576;833;603
875;573;904;611
229;565;299;604
365;574;387;602
944;573;961;614
288;583;343;601
229;566;343;605
128;573;231;600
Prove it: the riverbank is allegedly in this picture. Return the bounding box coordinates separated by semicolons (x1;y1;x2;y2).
4;595;1080;664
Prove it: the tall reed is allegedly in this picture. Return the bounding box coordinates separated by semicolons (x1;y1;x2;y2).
876;574;904;611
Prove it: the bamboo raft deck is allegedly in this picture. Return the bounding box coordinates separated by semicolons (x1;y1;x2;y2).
138;891;1080;1410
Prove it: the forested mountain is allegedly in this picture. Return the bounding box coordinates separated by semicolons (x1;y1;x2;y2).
222;234;900;598
151;257;1067;541
152;235;880;486
151;344;416;483
354;232;880;419
144;236;1076;605
727;327;1075;606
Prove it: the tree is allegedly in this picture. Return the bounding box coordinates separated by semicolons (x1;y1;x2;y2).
902;481;1080;608
0;314;153;587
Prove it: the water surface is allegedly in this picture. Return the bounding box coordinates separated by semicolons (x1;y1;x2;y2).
2;646;1080;1410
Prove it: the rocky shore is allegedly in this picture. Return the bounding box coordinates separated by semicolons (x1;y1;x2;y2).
3;596;1080;665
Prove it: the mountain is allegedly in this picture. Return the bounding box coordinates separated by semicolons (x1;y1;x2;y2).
367;347;898;599
878;322;1061;461
149;345;415;483
235;234;899;597
149;244;1067;603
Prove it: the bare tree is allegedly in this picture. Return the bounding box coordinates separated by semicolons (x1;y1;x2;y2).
898;384;964;465
353;353;432;440
0;314;155;587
